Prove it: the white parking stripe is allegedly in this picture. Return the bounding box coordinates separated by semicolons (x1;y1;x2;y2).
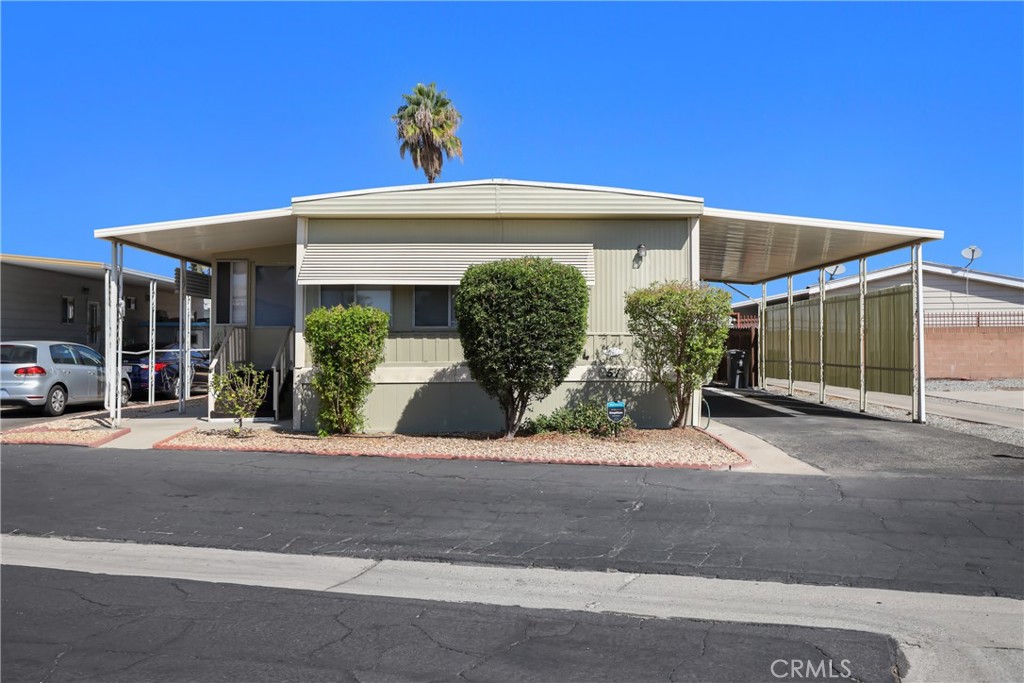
2;534;1021;683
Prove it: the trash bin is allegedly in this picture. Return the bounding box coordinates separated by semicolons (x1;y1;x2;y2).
727;350;748;389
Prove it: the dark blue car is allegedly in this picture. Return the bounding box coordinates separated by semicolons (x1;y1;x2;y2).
123;346;209;399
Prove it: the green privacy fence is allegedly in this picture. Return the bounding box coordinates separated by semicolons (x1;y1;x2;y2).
761;286;913;395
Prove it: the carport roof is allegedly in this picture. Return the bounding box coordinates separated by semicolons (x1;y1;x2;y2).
700;207;943;284
0;253;176;289
93;180;944;281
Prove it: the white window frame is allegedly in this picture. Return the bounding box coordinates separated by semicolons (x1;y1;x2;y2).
413;285;457;329
215;260;248;326
61;296;75;324
319;285;393;326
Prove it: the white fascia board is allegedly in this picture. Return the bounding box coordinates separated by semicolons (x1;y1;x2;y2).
94;207;292;239
922;262;1024;289
703;207;945;241
292;178;704;205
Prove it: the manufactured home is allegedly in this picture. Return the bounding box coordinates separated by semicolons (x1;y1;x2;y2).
0;254;186;349
94;180;944;431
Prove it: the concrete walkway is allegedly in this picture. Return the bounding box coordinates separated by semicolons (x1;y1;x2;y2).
704;419;824;475
765;378;1023;429
5;535;1020;683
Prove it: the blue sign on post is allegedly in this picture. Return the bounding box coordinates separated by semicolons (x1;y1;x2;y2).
607;401;626;423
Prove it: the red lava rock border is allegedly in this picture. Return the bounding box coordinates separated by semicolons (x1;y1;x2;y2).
0;427;131;448
153;427;752;471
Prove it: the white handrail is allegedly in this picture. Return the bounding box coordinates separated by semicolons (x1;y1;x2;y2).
207;328;247;420
270;327;294;420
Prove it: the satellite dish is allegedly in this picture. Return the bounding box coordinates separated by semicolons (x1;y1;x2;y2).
825;264;846;280
961;245;982;262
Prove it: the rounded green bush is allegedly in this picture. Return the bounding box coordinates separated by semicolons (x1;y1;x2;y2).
455;257;589;438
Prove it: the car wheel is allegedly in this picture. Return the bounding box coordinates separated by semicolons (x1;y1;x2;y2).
120;380;131;407
43;385;67;417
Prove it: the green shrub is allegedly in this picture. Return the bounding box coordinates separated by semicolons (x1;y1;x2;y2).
523;401;635;437
210;362;269;436
624;282;731;428
455;257;589;439
305;304;389;436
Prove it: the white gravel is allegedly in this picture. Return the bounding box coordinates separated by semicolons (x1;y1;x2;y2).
162;427;745;469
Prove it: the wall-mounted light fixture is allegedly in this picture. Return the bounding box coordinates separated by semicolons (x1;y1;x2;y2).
632;244;647;269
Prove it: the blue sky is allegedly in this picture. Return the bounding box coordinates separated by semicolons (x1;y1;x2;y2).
2;2;1021;298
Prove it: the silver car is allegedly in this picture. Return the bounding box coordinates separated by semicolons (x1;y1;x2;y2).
0;341;131;416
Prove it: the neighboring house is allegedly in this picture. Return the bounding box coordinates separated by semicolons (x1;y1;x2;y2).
0;254;191;350
93;179;944;431
731;261;1024;316
732;261;1024;380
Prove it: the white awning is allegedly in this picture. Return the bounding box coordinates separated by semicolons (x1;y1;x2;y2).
297;243;596;286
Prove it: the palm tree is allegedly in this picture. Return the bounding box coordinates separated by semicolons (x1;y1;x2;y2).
392;82;463;183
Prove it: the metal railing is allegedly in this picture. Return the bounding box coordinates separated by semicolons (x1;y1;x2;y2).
924;311;1024;328
271;327;295;421
207;327;248;419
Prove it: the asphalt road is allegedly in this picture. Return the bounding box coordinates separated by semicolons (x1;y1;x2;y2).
2;565;904;683
705;388;1024;479
3;444;1021;598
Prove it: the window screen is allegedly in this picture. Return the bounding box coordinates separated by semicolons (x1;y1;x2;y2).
255;265;295;326
216;261;248;325
414;286;452;327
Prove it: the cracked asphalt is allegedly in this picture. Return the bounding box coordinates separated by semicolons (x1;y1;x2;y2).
2;566;904;683
3;443;1021;598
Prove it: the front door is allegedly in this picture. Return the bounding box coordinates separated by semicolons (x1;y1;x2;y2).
87;301;101;347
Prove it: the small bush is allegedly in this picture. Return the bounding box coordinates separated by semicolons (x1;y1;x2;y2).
523;402;635;437
210;362;269;436
305;304;389;436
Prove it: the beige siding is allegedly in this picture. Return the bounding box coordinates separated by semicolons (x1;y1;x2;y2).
308;218;691;335
296;371;671;433
209;244;296;368
294;182;702;218
867;273;1024;313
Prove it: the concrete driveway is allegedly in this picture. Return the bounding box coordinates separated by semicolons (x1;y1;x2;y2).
704;387;1024;479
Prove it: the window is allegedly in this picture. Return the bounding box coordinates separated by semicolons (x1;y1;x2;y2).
61;296;75;323
320;286;392;318
125;297;137;310
414;286;457;328
216;261;248;325
255;265;296;327
74;345;104;368
49;344;77;365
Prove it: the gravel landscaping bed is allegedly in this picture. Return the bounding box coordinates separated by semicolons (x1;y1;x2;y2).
0;420;129;447
157;426;748;470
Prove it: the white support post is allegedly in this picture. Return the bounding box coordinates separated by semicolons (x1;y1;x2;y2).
912;244;927;423
688;217;702;427
178;259;187;414
107;243;124;427
759;282;766;390
293;217;308;431
859;258;867;413
148;280;156;405
104;263;115;420
818;267;826;404
184;291;192;406
786;276;793;396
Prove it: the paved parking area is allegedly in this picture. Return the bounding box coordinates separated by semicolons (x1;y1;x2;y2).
704;388;1024;479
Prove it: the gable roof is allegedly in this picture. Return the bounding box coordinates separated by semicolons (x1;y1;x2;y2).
1;253;175;289
291;179;705;218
